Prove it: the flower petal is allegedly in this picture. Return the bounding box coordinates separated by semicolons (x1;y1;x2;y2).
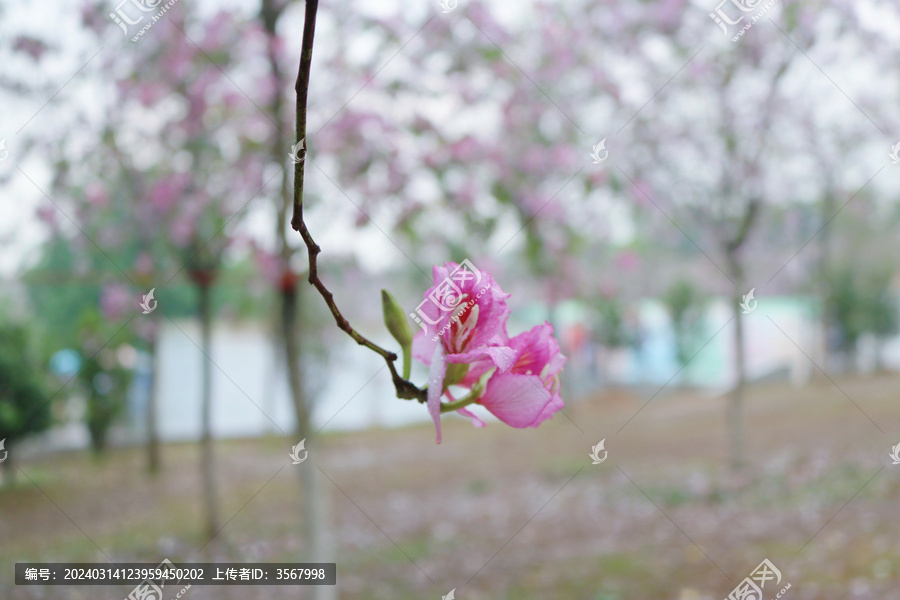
412;327;440;366
447;345;517;373
427;344;447;444
507;322;566;377
479;372;564;428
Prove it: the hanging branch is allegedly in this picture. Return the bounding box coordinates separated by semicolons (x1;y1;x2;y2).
289;0;426;403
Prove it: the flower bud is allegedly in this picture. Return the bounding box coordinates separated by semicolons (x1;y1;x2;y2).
381;290;413;349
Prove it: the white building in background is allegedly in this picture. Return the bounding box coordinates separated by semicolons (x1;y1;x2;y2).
27;295;900;451
141;319;430;442
135;295;900;442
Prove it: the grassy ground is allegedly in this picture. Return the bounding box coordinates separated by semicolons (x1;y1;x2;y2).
2;373;899;599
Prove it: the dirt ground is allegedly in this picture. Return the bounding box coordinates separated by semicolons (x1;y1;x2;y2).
2;373;899;599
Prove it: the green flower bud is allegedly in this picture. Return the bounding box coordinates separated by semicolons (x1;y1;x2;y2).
382;289;413;379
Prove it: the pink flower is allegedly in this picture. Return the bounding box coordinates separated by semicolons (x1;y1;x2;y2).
134;252;155;277
100;283;133;321
13;36;48;61
149;174;188;214
85;183;108;208
460;323;566;429
411;262;565;442
412;261;516;442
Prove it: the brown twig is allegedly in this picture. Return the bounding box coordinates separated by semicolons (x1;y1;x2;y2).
289;0;426;403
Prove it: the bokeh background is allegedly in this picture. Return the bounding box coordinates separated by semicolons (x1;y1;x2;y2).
1;0;900;598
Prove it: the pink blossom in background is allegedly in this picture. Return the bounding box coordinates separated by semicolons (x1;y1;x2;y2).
655;0;684;30
12;36;48;61
521;146;545;173
80;3;107;34
35;205;57;227
136;83;165;107
251;244;282;288
222;90;245;111
466;4;511;45
170;212;197;248
615;250;640;272
550;143;577;170
188;69;221;103
449;137;480;163
134;252;155;277
588;168;609;187
85;183;109;208
456;180;476;208
100;283;133;321
628;178;654;209
202;12;234;52
253;73;281;108
149;174;188;214
599;282;618;298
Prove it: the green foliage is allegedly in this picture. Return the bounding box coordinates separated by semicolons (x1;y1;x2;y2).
824;265;899;355
22;237;101;352
661;280;708;368
74;310;133;454
0;319;53;444
864;270;900;341
592;295;635;349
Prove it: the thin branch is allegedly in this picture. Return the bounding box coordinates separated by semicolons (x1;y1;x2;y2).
289;0;426;403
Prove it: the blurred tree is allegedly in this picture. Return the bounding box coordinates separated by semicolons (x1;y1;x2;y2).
624;9;827;470
593;295;635;351
864;270;899;371
591;294;637;386
259;1;335;594
0;319;52;485
824;266;865;371
58;2;270;537
75;310;132;454
134;9;268;538
662;280;709;374
825;265;899;372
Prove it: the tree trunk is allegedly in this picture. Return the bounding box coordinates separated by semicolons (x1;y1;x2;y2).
722;194;760;473
819;185;836;371
198;281;220;540
146;332;161;474
281;284;336;600
281;289;310;440
260;2;335;594
726;250;747;472
729;287;746;471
